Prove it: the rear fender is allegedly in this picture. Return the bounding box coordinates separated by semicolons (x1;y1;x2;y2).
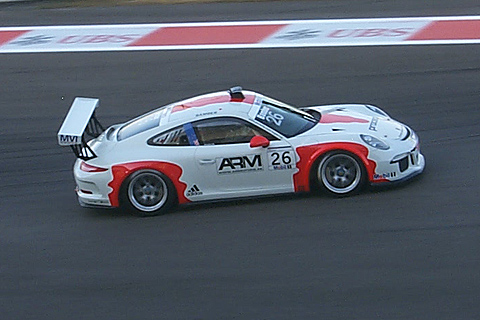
107;161;189;207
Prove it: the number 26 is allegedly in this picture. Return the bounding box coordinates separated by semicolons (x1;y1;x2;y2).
265;112;284;126
271;151;292;165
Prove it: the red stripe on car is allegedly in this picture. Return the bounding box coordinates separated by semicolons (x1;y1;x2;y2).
319;114;369;124
171;93;255;113
107;161;189;207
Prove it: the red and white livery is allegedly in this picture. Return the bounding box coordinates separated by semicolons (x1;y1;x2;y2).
58;87;425;216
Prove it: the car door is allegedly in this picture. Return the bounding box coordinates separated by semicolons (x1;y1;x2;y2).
192;117;297;200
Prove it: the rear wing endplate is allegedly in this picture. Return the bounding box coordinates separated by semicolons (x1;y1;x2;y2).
57;97;104;160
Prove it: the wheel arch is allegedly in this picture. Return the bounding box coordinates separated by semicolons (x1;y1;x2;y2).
309;149;367;193
294;142;376;192
107;161;189;208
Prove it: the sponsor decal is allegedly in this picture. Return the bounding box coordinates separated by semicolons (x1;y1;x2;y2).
253;96;262;108
10;34;54;46
275;29;322;40
195;111;217;117
369;117;378;131
267;148;296;170
186;184;203;196
58;34;141;44
256;105;285;127
256;105;269;120
58;134;80;145
217;154;263;174
0;27;155;52
374;172;397;180
328;28;414;38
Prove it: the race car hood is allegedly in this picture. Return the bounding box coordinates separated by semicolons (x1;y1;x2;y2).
301;104;405;140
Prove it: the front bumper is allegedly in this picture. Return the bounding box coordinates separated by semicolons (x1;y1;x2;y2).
370;141;425;185
371;153;425;186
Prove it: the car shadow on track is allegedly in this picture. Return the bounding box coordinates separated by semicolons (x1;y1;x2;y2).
80;192;320;220
82;207;132;219
80;170;427;220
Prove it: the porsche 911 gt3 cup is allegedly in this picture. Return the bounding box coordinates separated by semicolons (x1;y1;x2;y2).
58;86;425;216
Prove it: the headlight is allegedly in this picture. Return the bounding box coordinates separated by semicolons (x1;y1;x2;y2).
360;134;389;150
411;130;416;141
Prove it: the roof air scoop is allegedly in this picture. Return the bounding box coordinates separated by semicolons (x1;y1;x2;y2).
228;86;245;100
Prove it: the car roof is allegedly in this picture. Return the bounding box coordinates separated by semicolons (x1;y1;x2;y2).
117;89;263;142
165;90;258;125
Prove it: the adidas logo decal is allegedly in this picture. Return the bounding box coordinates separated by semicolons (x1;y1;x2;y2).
186;184;203;197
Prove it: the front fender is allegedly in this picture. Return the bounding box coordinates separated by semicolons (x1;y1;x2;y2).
293;142;384;192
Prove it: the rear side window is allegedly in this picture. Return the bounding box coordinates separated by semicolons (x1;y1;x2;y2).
117;108;166;141
148;123;199;146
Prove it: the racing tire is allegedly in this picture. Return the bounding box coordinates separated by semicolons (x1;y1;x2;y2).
315;151;366;196
122;170;176;217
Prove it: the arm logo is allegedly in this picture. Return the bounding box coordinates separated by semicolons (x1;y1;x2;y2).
217;154;263;174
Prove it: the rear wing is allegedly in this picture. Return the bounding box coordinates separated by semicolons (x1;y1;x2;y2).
57;97;104;160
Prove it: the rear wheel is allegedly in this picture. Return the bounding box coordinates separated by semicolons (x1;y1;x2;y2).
123;170;175;216
316;152;365;195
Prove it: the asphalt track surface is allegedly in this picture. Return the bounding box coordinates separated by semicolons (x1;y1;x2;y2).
1;1;480;319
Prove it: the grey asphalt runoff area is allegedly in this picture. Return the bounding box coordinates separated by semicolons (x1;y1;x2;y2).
1;1;480;319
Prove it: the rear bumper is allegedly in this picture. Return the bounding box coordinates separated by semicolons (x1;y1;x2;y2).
76;186;112;208
73;159;113;208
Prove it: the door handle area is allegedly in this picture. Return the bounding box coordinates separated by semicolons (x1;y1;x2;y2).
199;159;215;165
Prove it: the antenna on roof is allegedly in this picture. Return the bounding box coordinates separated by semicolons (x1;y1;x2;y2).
228;86;244;100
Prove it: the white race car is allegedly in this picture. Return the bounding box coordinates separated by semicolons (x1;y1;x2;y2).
58;87;425;216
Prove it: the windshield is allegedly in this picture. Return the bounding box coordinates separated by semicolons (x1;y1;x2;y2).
117;107;166;141
254;98;317;137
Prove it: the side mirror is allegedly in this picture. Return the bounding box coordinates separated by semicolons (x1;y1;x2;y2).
250;135;270;148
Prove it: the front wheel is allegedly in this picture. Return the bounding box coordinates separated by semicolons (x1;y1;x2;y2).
123;170;176;216
316;152;365;195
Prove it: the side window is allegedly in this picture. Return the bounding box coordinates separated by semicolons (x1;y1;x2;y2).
148;123;199;146
193;117;278;145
